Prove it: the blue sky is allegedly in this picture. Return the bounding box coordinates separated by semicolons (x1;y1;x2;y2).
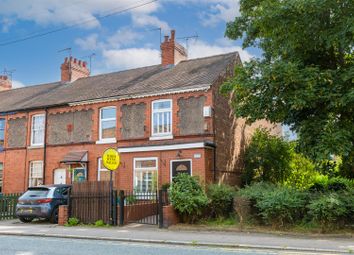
0;0;258;88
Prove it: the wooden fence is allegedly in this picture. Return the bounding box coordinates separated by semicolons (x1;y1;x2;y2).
69;181;112;224
0;193;22;220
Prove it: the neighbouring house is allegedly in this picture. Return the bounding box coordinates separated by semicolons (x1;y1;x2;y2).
0;30;280;194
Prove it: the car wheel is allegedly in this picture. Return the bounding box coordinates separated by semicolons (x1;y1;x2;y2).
50;207;59;224
19;217;34;223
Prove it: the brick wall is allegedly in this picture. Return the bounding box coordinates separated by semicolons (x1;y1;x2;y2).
212;55;282;186
58;205;69;226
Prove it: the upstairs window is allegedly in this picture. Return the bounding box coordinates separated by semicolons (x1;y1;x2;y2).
99;107;116;142
0;162;3;193
0;118;4;151
152;100;172;137
29;161;43;187
31;114;45;146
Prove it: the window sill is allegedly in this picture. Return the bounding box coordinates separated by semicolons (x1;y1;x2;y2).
149;135;173;141
96;139;117;145
28;145;44;149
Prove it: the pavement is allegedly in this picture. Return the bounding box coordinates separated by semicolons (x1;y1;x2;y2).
0;219;353;254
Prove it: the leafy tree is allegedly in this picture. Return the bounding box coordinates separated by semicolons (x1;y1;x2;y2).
222;0;354;167
242;128;292;185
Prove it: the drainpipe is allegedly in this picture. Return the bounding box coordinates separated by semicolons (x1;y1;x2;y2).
213;146;216;182
43;108;48;184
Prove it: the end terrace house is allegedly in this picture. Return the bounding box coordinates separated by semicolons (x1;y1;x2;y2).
0;30;280;194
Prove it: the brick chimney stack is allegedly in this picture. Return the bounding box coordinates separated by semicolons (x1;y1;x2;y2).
61;57;90;82
0;75;12;91
160;30;188;67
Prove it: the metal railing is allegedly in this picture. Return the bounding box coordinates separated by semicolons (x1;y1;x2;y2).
0;193;22;220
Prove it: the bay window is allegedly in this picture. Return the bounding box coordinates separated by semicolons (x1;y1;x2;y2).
31;114;45;146
151;99;172;137
29;161;43;187
99;107;116;142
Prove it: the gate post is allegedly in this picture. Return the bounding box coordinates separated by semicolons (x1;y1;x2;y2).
67;188;72;218
112;190;118;226
158;190;164;228
119;190;125;226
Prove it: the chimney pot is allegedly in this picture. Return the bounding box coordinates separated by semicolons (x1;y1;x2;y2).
160;30;188;67
0;75;12;91
61;56;90;82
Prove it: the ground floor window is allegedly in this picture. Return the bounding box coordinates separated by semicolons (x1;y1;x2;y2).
72;167;87;183
98;158;112;181
29;161;43;187
134;157;158;193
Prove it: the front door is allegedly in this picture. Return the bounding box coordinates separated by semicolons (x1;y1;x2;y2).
54;169;66;184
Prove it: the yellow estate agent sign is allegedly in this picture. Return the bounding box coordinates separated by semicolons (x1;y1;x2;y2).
102;148;120;171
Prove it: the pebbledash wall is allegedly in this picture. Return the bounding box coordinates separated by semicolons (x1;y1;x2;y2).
0;31;281;194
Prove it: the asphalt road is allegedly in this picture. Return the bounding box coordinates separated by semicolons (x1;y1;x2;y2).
0;235;324;255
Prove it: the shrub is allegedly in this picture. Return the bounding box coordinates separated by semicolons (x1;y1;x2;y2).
66;217;79;226
206;184;235;218
237;182;275;202
284;152;319;190
307;193;348;231
327;177;354;191
242;128;292;185
94;220;106;227
169;174;208;223
308;176;353;192
161;183;170;191
255;186;308;227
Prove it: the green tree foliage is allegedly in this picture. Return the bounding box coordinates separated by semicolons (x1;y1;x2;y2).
222;0;354;166
243;128;291;185
284;149;320;190
169;174;208;223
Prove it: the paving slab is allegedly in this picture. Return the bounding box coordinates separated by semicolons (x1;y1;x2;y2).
0;219;353;254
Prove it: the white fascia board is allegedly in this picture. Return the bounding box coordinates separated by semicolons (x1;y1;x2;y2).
69;85;211;106
118;142;210;153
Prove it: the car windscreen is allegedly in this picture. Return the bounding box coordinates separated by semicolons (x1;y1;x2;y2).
21;188;50;199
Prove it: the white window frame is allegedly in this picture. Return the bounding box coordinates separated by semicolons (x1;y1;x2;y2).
97;158;109;181
98;106;117;143
133;157;158;194
29;161;44;187
170;159;193;183
30;114;45;147
151;99;173;139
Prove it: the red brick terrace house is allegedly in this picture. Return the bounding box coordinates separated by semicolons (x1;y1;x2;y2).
0;30;280;194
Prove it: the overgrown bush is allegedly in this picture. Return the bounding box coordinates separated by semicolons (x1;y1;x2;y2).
255;186;308;227
242;129;292;185
284;152;319;190
307;193;348;231
308;176;354;192
206;184;235;218
94;220;106;227
65;217;79;226
169;174;208;223
237;182;275;202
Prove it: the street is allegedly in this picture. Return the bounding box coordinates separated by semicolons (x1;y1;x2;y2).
0;235;332;255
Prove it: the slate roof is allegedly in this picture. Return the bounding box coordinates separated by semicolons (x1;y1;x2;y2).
0;52;238;113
